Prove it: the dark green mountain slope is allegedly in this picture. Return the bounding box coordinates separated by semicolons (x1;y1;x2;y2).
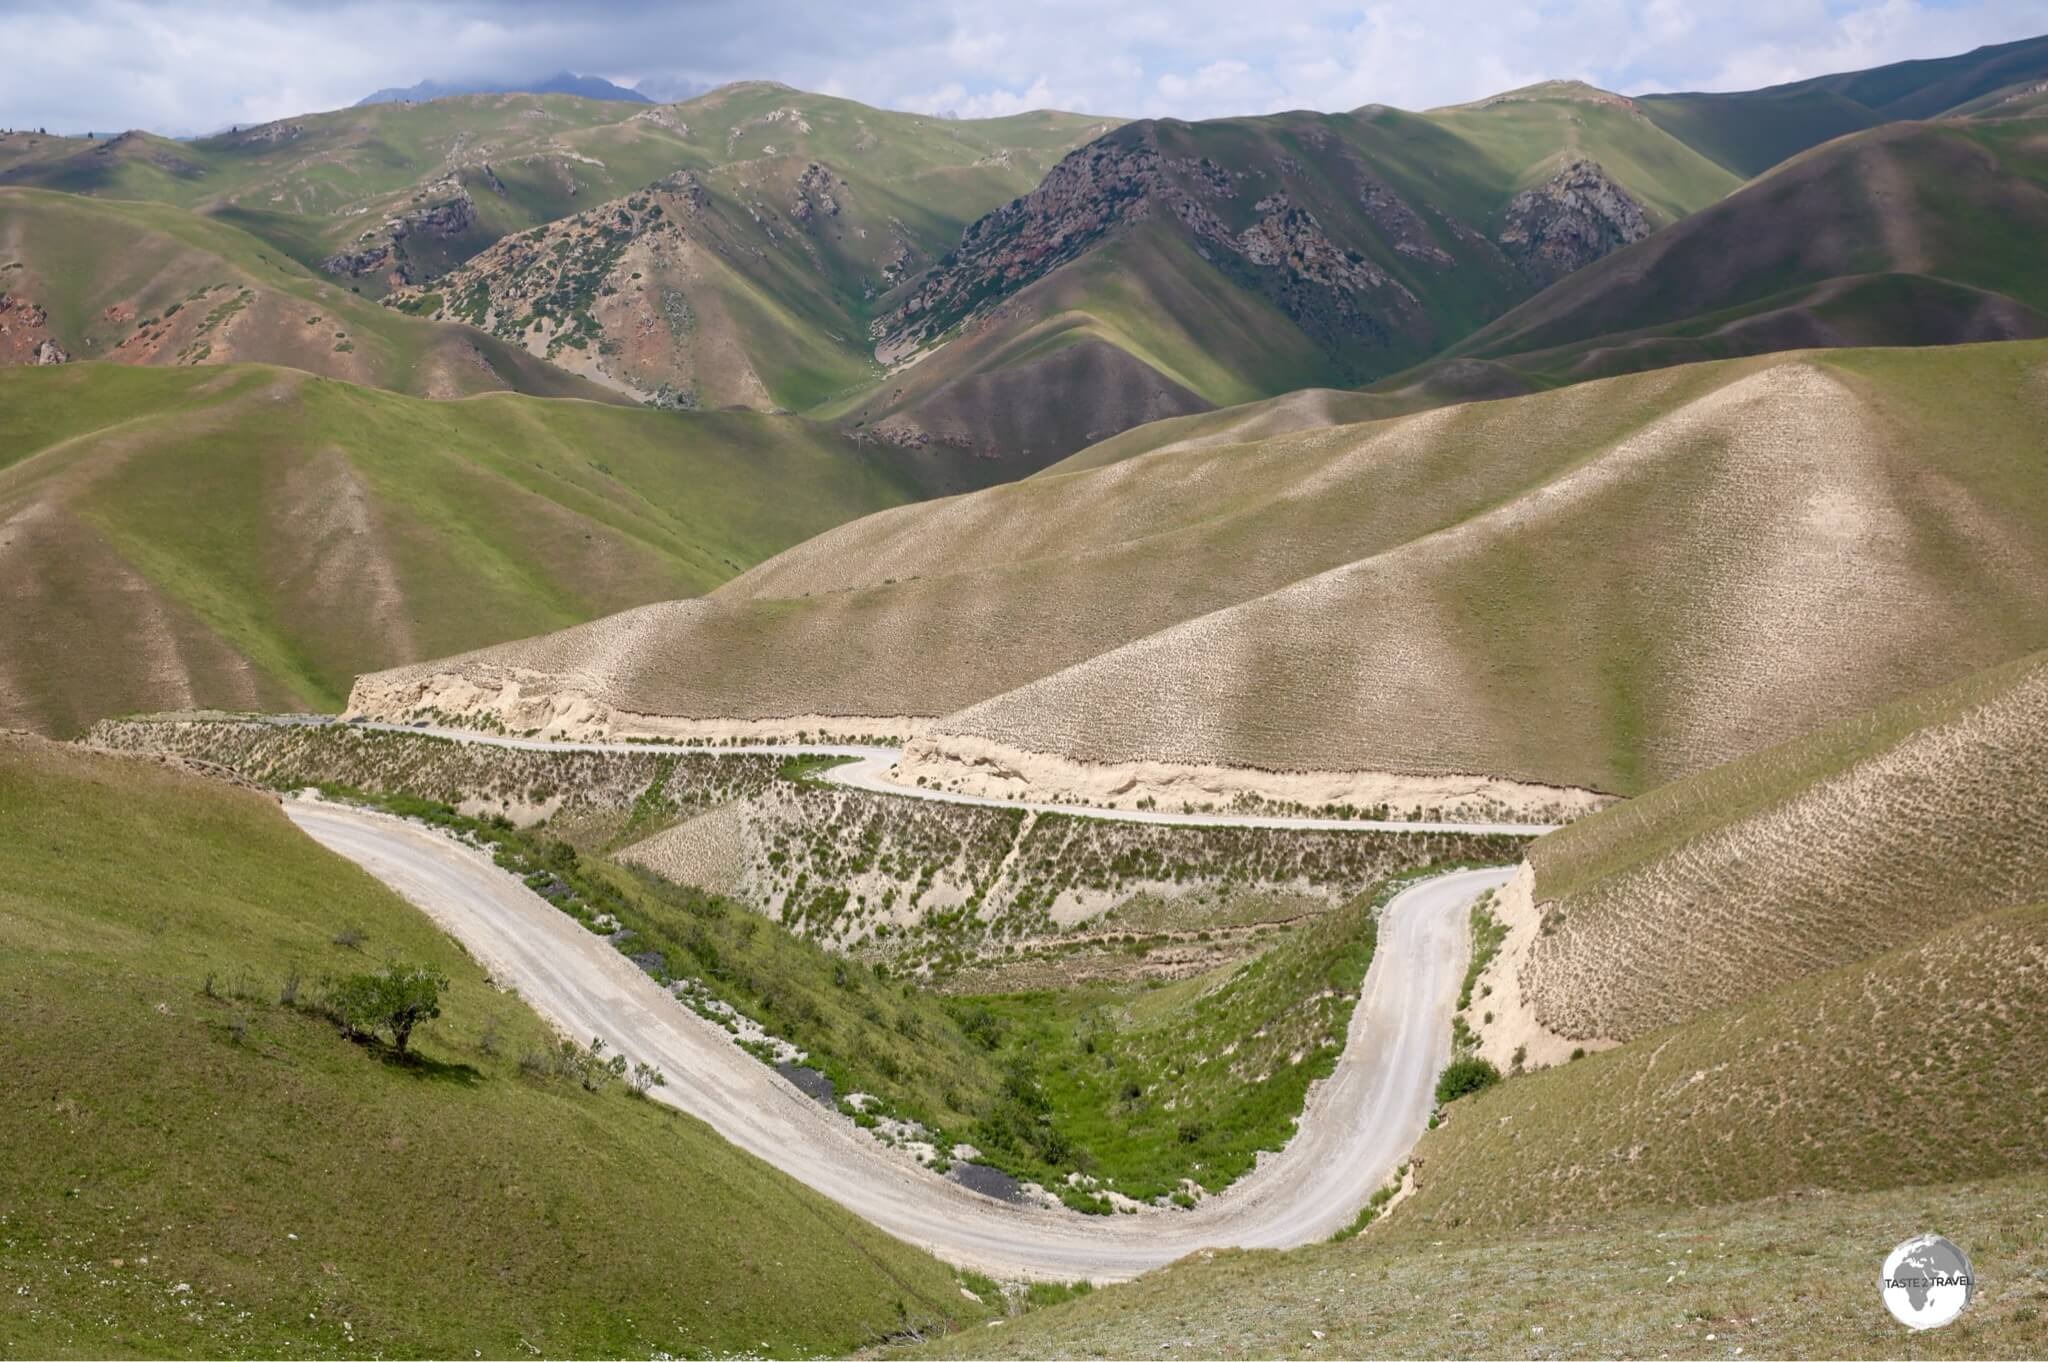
1637;31;2048;175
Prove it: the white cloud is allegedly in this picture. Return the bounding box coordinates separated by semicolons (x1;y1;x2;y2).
0;0;2040;135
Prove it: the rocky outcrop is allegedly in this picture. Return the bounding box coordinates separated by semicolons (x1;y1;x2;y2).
790;162;842;222
408;171;707;360
0;294;67;366
1356;171;1453;266
320;184;479;281
223;119;302;146
874;132;1164;362
874;128;1423;363
319;244;392;277
1496;158;1650;287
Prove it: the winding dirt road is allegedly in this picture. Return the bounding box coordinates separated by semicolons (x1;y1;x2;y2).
287;792;1508;1281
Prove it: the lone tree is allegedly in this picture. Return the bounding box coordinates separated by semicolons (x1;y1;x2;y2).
329;962;448;1057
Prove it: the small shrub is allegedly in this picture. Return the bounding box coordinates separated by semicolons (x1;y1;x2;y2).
278;967;302;1007
1434;1056;1502;1105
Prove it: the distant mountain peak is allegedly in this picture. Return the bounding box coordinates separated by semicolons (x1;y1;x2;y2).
355;72;650;107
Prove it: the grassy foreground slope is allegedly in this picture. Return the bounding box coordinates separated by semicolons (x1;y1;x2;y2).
0;736;987;1357
1394;117;2048;401
1520;650;2048;1041
352;341;2048;808
0;363;916;734
1411;906;2048;1232
0;188;619;400
911;1175;2048;1359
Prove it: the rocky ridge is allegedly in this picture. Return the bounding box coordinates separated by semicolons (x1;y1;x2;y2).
1495;158;1652;286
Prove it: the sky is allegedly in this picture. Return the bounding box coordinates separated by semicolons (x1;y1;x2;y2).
1;0;2044;136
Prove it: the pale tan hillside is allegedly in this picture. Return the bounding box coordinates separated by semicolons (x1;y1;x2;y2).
352;342;2048;807
1513;650;2048;1042
915;342;2048;798
1043;386;1419;475
350;356;1753;737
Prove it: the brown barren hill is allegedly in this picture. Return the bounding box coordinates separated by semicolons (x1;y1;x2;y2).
351;341;2048;809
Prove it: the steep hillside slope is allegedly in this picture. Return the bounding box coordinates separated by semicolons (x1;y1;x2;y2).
1;88;1111;443
0;735;987;1357
350;341;2048;813
0;364;916;734
381;86;1117;418
1507;650;2048;1044
1392;117;2048;400
0;89;1106;293
848;84;1737;462
1636;31;2048;175
0;187;619;399
907;342;2048;803
1410;904;2048;1233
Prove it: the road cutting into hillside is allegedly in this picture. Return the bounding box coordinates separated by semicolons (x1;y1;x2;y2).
287;791;1510;1281
345;720;1559;836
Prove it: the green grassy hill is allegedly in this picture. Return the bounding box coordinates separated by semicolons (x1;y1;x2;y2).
374;86;1119;420
1410;903;2048;1233
0;363;919;734
848;86;1738;464
1636;31;2048;175
0;735;990;1357
1388;118;2048;401
3;88;1112;443
0;187;621;399
352;341;2048;812
0;90;1110;292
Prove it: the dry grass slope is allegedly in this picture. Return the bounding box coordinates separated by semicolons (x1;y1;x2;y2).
1407;903;2048;1232
920;342;2048;796
1521;650;2048;1041
353;341;2048;809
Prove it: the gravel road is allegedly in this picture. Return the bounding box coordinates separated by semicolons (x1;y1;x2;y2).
287;795;1508;1281
347;720;1556;836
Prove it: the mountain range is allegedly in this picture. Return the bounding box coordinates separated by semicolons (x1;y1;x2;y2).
6;25;2048;1362
356;70;652;106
